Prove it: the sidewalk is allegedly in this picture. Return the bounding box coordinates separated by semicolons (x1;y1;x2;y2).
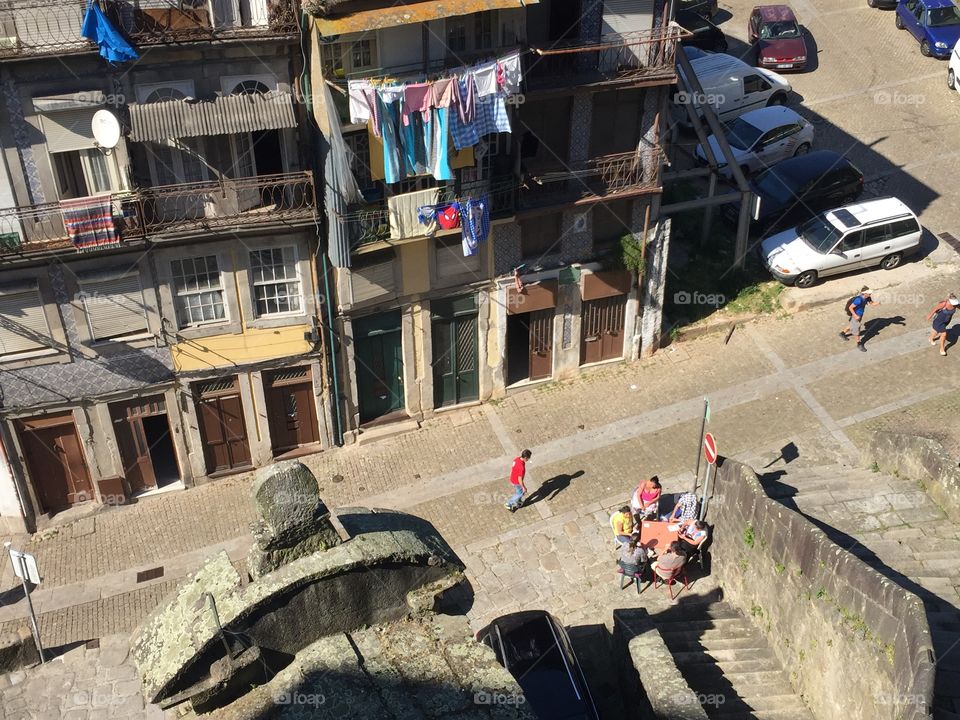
1;264;958;648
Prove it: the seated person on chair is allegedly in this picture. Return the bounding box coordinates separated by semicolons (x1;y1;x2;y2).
666;492;699;522
610;506;634;545
618;538;646;577
631;477;661;521
652;541;687;579
677;519;709;556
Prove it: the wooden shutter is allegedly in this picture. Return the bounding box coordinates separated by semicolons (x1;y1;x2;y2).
0;289;51;354
81;274;148;341
41;109;98;153
436;238;480;278
352;260;396;303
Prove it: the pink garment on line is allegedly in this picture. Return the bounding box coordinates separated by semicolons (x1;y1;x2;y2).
402;82;432;126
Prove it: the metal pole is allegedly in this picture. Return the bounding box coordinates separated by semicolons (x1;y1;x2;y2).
5;544;44;665
691;398;707;493
699;462;713;521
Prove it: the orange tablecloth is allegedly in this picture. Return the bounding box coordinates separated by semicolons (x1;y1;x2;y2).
637;520;681;552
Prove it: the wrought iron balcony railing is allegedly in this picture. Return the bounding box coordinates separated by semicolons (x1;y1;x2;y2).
0;171;315;255
524;26;682;91
0;0;298;59
520;149;663;210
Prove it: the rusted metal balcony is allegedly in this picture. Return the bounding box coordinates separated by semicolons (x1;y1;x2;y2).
0;0;298;59
520;150;663;211
524;26;682;92
0;171;316;255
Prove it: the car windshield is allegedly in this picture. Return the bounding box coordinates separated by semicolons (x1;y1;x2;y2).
798;215;841;253
722;117;764;150
928;6;960;27
760;20;801;38
753;168;797;205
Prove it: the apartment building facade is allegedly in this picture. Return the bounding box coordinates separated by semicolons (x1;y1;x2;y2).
305;0;678;440
0;1;333;532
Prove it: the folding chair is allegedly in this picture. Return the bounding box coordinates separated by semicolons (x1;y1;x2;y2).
616;565;645;594
653;564;689;600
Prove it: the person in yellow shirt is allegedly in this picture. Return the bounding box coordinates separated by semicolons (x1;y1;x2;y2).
610;506;635;544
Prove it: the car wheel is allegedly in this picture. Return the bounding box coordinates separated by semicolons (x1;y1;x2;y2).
921;40;932;57
794;142;811;156
949;69;957;90
795;270;818;288
868;0;876;6
880;253;903;270
767;92;787;107
895;13;904;29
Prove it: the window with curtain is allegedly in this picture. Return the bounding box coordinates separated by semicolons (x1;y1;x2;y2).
249;247;302;317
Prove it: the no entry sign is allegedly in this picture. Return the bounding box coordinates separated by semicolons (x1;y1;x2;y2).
703;432;718;465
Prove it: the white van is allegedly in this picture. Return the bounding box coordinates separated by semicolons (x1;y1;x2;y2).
760;197;922;288
674;53;792;126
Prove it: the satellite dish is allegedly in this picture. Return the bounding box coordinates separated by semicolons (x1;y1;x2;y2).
91;109;121;151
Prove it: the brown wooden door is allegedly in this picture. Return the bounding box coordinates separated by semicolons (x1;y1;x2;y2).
266;369;320;455
110;395;168;494
580;295;627;365
17;416;93;513
529;309;554;381
195;379;251;474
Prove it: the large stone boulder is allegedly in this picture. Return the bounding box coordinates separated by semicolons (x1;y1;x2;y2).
247;460;342;579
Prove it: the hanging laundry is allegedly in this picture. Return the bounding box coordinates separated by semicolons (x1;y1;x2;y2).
450;111;480;151
498;51;523;94
431;77;457;109
367;120;385;181
460;196;489;257
377;94;403;184
400;110;429;176
388;187;439;239
402;82;432;126
417;205;439;236
437;204;461;230
453;75;476;123
472;61;499;97
429;108;454;181
347;80;372;124
474;95;512;137
81;0;138;64
449;143;475;170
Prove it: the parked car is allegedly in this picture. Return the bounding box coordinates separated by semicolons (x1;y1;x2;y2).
695;106;813;178
895;0;960;58
760;197;922;288
678;9;728;52
476;611;599;720
950;38;960;89
673;53;792;126
723;150;864;233
678;0;719;19
748;5;808;71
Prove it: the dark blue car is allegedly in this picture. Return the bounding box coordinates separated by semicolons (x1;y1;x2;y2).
895;0;960;57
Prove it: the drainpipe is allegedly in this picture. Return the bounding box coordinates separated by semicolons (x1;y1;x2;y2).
321;252;344;446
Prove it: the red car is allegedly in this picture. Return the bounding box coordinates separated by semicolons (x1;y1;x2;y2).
748;5;808;71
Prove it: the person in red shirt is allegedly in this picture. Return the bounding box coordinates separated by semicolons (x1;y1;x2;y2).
505;449;531;512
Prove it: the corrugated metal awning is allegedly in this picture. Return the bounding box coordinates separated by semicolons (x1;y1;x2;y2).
313;0;537;36
128;91;297;143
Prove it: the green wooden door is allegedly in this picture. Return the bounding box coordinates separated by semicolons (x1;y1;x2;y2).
354;311;404;423
432;295;479;409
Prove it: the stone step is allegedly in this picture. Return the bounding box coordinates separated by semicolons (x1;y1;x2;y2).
711;707;815;720
708;694;814;715
681;666;792;691
657;621;761;640
660;633;769;652
679;657;782;677
672;648;776;667
654;602;743;623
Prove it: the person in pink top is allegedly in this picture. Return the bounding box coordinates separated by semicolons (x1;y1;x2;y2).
631;477;661;520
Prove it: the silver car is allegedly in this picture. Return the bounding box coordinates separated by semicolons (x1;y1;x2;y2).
695;105;814;179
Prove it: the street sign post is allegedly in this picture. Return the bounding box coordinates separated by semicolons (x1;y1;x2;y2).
700;433;718;521
691;398;711;493
4;542;44;663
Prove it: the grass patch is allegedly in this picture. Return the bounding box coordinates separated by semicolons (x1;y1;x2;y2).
743;523;756;548
725;281;785;315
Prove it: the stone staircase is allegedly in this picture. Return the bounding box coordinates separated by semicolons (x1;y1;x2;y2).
652;601;815;720
745;458;960;719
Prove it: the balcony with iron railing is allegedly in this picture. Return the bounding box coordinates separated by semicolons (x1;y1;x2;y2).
0;171;315;256
0;0;299;59
524;26;682;92
519;149;664;211
341;178;518;251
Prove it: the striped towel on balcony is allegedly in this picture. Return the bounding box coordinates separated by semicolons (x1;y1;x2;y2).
59;194;119;252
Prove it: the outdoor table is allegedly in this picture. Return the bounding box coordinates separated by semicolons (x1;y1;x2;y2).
637;520;681;552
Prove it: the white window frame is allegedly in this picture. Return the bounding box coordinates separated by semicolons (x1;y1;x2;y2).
170;254;229;329
248;245;303;318
220;74;278;95
78;272;151;344
135;80;196;104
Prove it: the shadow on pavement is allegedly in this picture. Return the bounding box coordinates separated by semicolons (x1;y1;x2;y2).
522;470;585;507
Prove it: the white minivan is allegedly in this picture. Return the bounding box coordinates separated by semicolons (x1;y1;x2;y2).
674;52;792;126
949;38;960;92
760;197;922;288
